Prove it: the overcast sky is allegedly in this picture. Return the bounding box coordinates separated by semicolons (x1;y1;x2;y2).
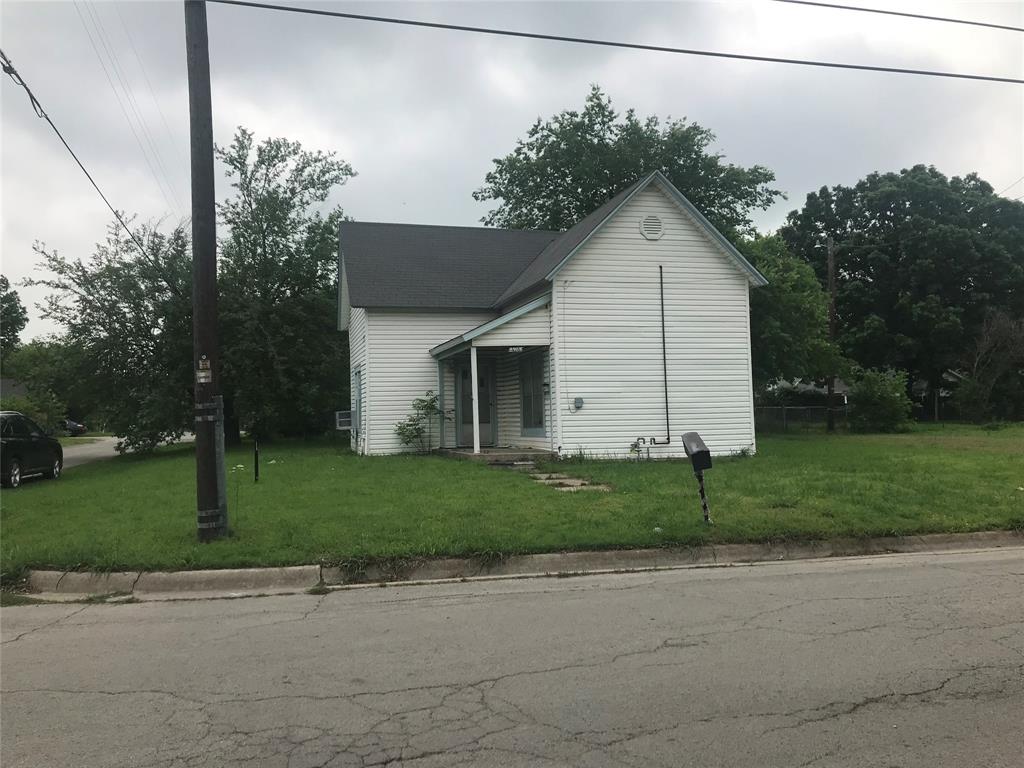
2;0;1022;339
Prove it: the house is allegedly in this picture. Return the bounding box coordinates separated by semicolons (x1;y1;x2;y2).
337;171;767;458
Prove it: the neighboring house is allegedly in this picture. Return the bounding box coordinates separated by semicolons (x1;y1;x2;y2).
338;171;767;458
0;378;29;399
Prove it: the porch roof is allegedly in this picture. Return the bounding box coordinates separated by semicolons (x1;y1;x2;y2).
430;295;550;360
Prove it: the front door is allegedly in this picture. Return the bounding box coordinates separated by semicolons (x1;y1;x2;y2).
457;360;495;447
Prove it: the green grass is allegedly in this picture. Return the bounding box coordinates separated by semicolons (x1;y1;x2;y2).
1;425;1021;579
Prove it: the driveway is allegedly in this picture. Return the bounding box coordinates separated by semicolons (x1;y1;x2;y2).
2;549;1022;767
61;434;195;469
61;436;121;469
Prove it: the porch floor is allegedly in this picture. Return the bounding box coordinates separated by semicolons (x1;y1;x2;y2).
438;447;555;465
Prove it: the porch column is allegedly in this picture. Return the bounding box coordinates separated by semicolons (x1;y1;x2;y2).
436;360;445;449
470;345;481;454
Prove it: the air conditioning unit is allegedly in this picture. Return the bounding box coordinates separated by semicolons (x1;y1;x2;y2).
335;410;352;431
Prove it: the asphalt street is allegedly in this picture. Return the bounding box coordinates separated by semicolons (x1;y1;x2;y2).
2;549;1022;767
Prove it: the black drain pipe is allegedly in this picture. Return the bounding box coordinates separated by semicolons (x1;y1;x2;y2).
649;265;671;445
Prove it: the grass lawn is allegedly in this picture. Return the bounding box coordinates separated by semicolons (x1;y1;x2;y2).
2;425;1021;579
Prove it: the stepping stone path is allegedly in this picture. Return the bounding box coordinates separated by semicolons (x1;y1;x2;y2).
497;461;611;492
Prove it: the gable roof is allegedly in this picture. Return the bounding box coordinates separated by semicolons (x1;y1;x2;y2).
494;171;767;307
340;172;767;312
339;222;558;309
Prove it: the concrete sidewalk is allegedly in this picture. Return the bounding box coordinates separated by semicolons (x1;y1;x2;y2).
23;530;1024;601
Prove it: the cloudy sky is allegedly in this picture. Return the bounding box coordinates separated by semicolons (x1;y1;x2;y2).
2;0;1022;338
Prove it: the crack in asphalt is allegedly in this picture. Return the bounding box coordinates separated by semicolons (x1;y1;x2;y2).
0;605;89;645
5;553;1023;767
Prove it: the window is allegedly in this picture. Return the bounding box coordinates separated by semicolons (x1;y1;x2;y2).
22;417;44;437
8;417;31;438
519;352;546;437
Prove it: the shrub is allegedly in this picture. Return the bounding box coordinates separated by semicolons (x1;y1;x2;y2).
0;390;65;433
848;368;912;433
394;391;449;453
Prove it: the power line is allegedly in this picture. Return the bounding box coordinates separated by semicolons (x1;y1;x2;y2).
770;1;1024;34
1;48;153;264
114;2;190;172
84;0;184;214
996;174;1024;195
206;0;1024;85
72;1;180;216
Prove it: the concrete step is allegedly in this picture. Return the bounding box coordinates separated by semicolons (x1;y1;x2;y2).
536;478;587;488
556;483;612;493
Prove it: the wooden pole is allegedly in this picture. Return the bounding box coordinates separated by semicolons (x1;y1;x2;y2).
185;0;228;540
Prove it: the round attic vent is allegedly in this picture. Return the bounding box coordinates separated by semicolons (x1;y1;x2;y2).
639;214;664;240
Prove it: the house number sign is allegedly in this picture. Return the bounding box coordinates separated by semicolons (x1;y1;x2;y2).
508;346;524;353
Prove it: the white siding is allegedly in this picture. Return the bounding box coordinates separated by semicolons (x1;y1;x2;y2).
348;307;368;453
473;303;550;347
365;310;493;455
494;349;553;450
552;184;756;458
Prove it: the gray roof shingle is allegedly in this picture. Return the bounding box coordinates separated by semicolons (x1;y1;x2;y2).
339;222;558;309
340;172;766;312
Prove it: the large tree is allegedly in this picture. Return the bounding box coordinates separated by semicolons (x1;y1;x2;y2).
738;235;835;392
474;85;781;237
28;128;356;449
216;128;355;437
780;165;1024;411
0;275;29;365
28;223;194;450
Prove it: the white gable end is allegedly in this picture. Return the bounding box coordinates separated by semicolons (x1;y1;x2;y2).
551;183;755;457
472;301;550;347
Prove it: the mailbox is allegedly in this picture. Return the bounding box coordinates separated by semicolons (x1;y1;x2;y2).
681;431;713;524
682;432;712;473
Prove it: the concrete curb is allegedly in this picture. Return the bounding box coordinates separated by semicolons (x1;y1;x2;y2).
23;530;1024;598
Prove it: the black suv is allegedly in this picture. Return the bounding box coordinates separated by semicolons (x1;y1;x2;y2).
0;411;64;488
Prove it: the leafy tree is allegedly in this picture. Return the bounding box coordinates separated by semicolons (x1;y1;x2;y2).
474;85;780;237
27;223;193;451
738;235;836;391
780;165;1024;414
848;368;912;433
0;391;65;433
4;338;98;424
952;311;1024;422
26;128;357;451
0;275;29;364
216;127;355;438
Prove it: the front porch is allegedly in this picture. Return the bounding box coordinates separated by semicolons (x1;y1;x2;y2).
431;295;553;455
437;446;555;465
434;345;552;454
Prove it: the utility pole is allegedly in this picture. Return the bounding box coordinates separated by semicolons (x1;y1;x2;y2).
826;236;837;434
185;0;228;541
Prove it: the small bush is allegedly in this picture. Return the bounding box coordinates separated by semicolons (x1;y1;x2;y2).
848;368;912;433
394;391;448;453
0;390;65;433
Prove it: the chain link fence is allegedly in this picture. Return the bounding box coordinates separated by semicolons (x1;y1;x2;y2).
755;405;850;432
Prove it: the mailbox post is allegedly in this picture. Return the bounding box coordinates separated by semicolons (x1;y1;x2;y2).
681;432;713;524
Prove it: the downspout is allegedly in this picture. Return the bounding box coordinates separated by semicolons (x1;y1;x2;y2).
649;265;671;445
